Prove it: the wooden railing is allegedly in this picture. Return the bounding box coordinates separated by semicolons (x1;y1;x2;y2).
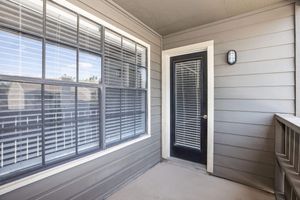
275;114;300;200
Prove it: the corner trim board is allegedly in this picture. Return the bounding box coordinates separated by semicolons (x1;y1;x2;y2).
162;41;214;173
295;1;300;116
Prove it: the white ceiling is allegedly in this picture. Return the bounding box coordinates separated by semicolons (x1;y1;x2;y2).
111;0;285;35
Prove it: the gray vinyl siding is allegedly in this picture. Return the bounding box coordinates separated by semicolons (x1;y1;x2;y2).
164;2;295;191
1;0;161;199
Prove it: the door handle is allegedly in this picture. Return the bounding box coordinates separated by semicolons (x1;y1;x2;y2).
200;115;208;119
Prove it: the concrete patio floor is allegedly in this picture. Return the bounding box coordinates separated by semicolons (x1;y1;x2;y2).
107;159;275;200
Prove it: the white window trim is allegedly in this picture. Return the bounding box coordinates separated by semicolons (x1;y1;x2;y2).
0;0;151;195
162;41;214;173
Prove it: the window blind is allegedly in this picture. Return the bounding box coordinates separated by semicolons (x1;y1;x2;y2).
0;0;43;35
174;60;202;150
46;1;77;45
79;17;102;53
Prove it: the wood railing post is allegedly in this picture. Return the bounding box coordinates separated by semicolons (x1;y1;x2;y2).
275;118;285;196
275;119;285;154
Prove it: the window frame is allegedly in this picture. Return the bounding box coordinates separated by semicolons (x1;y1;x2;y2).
0;0;151;189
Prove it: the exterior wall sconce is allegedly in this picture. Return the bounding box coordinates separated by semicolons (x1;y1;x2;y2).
227;50;237;65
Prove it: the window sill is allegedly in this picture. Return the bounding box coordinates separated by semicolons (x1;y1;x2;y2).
0;134;151;195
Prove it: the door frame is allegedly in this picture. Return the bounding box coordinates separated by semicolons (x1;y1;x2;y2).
162;41;214;173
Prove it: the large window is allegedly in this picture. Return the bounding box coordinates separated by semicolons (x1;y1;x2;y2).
0;0;148;182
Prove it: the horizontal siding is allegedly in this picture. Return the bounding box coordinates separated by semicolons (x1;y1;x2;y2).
215;121;275;139
214;165;274;192
163;2;295;191
214;58;294;76
215;144;275;165
1;0;162;200
215;86;294;100
215;133;274;152
215;72;294;88
215;99;294;113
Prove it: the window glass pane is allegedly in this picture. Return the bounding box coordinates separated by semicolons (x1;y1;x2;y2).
79;18;102;52
0;0;43;35
79;51;101;84
122;38;136;64
104;57;122;86
46;42;76;82
137;67;146;89
44;85;76;163
122;63;136;88
0;82;42;179
77;87;100;153
46;1;77;44
121;90;135;140
135;91;146;135
136;44;146;67
105;88;121;145
104;29;122;59
0;29;42;78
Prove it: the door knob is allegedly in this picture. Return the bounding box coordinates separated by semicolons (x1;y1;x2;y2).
201;115;208;119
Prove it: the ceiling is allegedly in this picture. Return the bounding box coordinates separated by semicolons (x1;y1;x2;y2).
111;0;285;35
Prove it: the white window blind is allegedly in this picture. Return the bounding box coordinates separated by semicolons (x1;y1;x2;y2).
0;0;43;35
174;60;202;150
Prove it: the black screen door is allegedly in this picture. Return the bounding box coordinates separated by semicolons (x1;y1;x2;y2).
170;51;207;164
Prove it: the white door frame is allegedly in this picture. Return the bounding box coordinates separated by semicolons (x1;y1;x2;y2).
162;41;214;173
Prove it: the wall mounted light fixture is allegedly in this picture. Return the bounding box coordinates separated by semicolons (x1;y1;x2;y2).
227;50;237;65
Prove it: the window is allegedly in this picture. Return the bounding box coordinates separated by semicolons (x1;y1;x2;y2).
104;29;148;146
0;0;148;182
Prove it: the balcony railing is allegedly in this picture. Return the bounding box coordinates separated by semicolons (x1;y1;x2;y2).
275;114;300;200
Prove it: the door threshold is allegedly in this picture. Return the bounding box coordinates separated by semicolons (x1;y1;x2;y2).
163;157;207;174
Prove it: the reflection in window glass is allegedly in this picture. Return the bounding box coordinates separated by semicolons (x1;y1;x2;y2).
79;51;101;84
121;90;135;140
0;81;42;179
77;87;100;153
79;18;102;52
44;85;76;163
122;63;136;88
46;43;76;82
46;1;77;44
135;91;146;135
105;88;121;145
137;44;147;67
104;57;122;86
0;30;42;78
0;0;43;35
137;67;146;88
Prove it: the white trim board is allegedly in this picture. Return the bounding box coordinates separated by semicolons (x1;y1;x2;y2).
162;41;214;173
0;0;152;195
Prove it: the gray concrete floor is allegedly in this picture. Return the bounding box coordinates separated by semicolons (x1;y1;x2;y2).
107;159;275;200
